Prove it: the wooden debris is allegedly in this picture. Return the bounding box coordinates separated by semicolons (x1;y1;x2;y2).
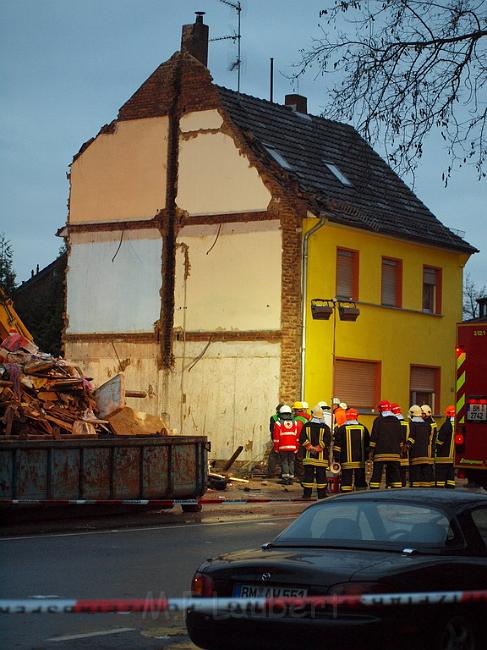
222;445;244;472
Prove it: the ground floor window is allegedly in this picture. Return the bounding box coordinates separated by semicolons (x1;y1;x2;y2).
410;365;440;412
334;358;380;411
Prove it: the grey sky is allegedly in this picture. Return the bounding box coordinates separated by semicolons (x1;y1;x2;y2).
1;0;485;286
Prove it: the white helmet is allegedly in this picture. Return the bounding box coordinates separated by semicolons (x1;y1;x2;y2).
421;404;432;417
279;405;292;415
409;404;422;417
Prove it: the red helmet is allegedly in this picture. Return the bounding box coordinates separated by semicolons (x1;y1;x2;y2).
445;405;455;417
377;400;392;412
346;408;358;421
391;403;401;415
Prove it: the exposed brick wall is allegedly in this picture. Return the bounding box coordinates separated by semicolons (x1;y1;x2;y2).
118;52;220;122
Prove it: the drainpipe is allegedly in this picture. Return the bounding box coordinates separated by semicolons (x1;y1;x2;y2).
300;213;327;399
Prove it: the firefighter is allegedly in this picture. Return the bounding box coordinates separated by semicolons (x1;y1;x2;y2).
407;404;435;487
435;405;456;488
369;400;403;489
421;404;438;437
332;398;347;428
292;401;310;481
269;403;284;439
421;404;438;484
299;406;332;499
318;400;333;428
293;401;311;424
333;408;369;491
273;405;300;485
391;403;410;487
267;403;284;477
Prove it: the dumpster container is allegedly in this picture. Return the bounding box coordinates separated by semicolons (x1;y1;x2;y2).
0;436;208;511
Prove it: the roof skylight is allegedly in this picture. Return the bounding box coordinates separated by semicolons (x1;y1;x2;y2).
264;144;294;170
324;161;352;186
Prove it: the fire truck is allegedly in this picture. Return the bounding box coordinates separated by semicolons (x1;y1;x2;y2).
455;297;487;489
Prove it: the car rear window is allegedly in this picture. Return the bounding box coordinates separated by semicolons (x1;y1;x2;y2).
471;507;487;547
276;501;456;547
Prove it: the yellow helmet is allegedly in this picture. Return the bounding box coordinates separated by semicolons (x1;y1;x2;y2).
292;401;304;410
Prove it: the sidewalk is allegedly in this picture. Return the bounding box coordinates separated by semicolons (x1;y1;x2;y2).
216;476;326;501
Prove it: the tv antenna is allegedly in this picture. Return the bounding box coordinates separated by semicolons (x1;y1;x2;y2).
210;0;242;92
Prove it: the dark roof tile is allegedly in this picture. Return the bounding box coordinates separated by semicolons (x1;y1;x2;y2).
218;86;477;254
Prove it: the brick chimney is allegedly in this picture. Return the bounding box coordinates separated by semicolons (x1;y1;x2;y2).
285;94;307;114
181;12;209;67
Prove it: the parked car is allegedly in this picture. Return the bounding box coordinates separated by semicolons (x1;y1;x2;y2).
187;489;487;650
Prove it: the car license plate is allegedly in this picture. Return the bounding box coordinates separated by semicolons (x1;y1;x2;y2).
233;584;308;598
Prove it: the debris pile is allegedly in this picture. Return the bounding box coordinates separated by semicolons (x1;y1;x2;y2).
0;331;107;439
0;333;169;439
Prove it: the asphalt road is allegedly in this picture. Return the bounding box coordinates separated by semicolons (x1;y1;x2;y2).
0;512;299;649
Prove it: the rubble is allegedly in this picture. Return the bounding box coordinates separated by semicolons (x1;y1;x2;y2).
0;331;166;439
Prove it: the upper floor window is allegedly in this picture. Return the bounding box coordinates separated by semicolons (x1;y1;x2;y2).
381;257;402;308
423;266;442;314
336;248;358;300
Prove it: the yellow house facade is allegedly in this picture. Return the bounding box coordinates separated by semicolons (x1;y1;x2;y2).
304;221;469;430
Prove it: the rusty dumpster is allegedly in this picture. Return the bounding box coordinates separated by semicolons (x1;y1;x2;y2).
0;436;208;509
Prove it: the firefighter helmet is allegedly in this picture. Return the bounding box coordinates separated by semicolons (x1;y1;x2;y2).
279;404;293;421
391;403;401;415
311;406;324;419
421;404;432;417
318;400;331;410
339;402;348;410
377;400;392;412
409;404;422;417
445;405;455;417
346;408;358;420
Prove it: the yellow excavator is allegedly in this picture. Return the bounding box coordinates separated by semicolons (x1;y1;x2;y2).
0;287;32;341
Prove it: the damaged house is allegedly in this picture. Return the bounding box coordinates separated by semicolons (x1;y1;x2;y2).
60;14;476;460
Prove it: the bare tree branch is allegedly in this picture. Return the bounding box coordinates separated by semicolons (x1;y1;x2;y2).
297;0;487;182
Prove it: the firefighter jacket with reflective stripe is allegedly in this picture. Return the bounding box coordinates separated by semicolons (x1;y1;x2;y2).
369;415;402;461
398;419;410;467
299;421;332;467
333;423;369;469
435;417;455;463
407;420;434;465
273;419;299;452
424;416;438;440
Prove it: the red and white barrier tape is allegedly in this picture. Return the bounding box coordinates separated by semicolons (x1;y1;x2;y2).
0;497;314;506
1;591;487;614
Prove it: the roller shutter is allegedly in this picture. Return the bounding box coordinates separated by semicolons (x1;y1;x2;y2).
335;359;379;409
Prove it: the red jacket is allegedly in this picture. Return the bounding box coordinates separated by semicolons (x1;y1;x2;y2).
273;420;299;452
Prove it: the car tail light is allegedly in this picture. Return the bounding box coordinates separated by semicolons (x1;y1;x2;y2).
457;470;465;479
328;582;388;596
191;572;215;597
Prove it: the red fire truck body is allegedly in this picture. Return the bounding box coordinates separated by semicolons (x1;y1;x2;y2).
455;318;487;488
